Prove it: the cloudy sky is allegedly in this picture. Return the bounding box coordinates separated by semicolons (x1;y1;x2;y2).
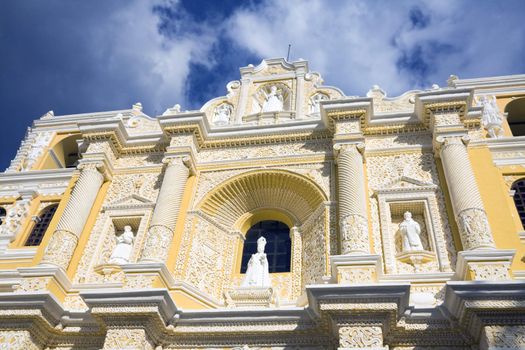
1;0;524;169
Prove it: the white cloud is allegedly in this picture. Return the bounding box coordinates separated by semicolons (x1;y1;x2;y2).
75;0;218;113
225;0;525;97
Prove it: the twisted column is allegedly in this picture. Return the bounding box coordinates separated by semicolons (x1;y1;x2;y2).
335;143;370;254
436;136;495;250
141;156;190;262
41;162;105;270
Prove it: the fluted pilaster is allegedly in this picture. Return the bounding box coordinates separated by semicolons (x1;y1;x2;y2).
41;162;106;270
335;143;370;254
436;136;495;250
141;156;190;262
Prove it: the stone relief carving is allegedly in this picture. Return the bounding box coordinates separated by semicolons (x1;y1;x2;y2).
0;330;41;350
115;153;163;168
339;326;383;348
469;263;511;281
340;214;369;254
105;173;160;205
301;205;328;288
366;152;438;189
21;131;53;171
102;328;154;350
0;200;30;242
457;208;495;250
365;134;432;152
482;325;525;348
183;214;236;301
197;140;331;164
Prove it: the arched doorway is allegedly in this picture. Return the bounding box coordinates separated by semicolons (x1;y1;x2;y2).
505;97;525;136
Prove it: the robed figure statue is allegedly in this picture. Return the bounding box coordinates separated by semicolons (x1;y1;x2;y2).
241;236;271;287
399;211;424;252
109;226;135;264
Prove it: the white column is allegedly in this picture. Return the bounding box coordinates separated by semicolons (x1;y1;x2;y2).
41;162;105;270
335;143;370;254
436;136;495;250
141;156;190;263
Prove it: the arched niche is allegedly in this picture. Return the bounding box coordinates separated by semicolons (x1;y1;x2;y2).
199;169;327;229
40;134;82;170
179;169;331;305
505;97;525;136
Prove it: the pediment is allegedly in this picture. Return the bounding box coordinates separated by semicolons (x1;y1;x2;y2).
104;194;154;210
375;176;437;195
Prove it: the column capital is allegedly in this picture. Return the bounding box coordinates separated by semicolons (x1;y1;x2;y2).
333;142;365;161
77;160;112;181
433;134;470;157
162;154;195;175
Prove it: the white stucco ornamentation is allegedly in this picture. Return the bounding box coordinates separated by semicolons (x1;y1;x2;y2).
339;326;384;349
309;92;329;115
2;58;524;349
141;156;190;263
21;131;53;171
335;143;370;255
478;95;504;138
435;136;495;250
41;162;106;269
213;103;233;126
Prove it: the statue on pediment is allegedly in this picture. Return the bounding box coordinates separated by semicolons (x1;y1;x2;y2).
262;86;283;113
241;236;271;287
213;103;233;126
478;95;503;138
309;92;329;114
399;211;424;252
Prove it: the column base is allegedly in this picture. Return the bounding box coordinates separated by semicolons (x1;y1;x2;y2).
456;249;515;281
330;254;382;284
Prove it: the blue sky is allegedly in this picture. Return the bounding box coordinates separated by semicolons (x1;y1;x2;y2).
1;0;524;169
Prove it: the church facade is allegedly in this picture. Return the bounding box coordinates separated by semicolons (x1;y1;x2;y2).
0;58;524;349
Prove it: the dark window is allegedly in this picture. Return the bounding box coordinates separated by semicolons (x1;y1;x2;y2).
25;204;58;246
512;179;525;229
0;207;5;226
241;220;291;273
505;98;525;136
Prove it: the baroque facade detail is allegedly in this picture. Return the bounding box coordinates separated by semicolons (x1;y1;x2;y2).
0;58;524;349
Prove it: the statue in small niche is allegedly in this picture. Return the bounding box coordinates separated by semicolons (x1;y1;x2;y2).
262;86;284;113
109;225;135;264
399;211;424;252
241;236;271;287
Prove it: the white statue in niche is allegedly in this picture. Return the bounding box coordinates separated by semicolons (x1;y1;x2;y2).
262;86;283;113
478;95;504;138
213;103;233;126
109;226;134;264
399;211;424;252
241;236;271;287
309;92;329;114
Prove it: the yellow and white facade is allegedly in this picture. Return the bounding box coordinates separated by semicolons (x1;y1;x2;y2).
0;58;524;349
